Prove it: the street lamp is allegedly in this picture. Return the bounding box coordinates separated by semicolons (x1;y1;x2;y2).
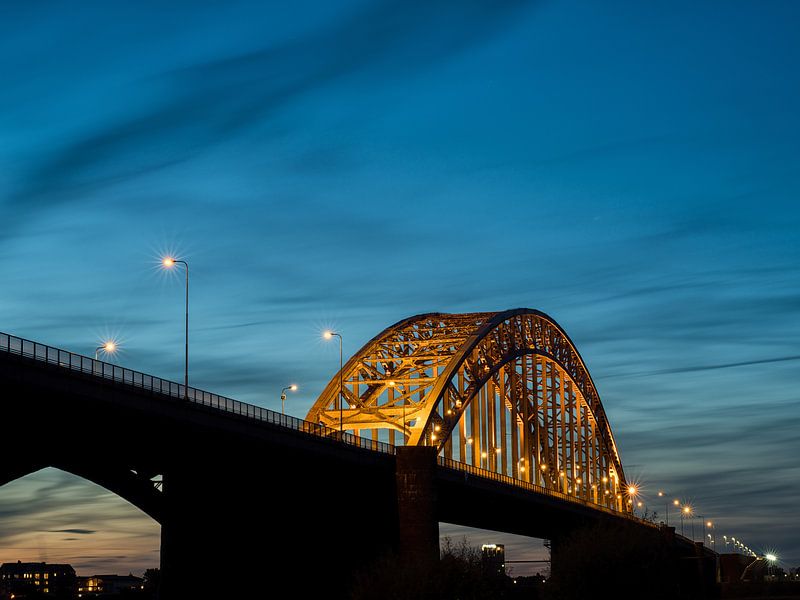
162;257;189;399
765;553;777;577
95;340;117;361
387;380;403;444
323;331;343;435
680;504;692;537
280;384;298;415
698;517;712;546
627;485;639;515
657;491;668;525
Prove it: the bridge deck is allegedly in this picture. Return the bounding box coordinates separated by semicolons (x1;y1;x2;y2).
1;330;651;527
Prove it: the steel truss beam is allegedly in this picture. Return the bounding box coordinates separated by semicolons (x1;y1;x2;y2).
307;309;629;511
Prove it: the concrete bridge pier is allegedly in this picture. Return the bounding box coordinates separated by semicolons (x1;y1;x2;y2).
158;441;398;599
396;446;440;567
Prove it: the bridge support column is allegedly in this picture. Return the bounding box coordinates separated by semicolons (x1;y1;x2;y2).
396;446;439;566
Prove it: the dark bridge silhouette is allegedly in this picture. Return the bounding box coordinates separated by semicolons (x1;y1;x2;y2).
0;311;714;598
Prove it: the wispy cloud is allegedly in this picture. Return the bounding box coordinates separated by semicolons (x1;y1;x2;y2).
599;354;800;379
2;0;531;239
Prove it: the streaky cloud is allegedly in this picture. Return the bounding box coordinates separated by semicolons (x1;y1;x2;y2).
3;0;533;239
599;354;800;379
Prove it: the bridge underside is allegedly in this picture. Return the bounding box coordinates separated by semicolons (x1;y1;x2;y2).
0;350;398;599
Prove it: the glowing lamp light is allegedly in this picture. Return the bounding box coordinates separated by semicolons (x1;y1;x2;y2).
162;257;176;268
765;554;777;562
95;340;119;360
673;499;680;506
628;485;638;496
323;331;333;340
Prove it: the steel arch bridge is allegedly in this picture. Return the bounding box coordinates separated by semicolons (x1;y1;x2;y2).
308;308;630;511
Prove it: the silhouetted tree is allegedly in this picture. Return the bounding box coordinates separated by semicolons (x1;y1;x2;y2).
351;537;511;600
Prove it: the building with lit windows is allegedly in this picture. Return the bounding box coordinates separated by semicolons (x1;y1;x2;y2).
481;543;506;577
0;560;76;597
77;573;144;595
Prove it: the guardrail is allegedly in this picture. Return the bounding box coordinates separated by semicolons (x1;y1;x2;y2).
0;331;394;455
437;456;657;527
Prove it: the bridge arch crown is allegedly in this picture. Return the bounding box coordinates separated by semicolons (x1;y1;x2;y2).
307;309;630;511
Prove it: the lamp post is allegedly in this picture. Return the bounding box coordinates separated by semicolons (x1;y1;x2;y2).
280;385;297;415
699;517;712;546
680;504;692;537
162;257;189;399
627;485;639;515
684;505;693;539
765;553;777;578
657;491;674;526
658;491;667;525
324;331;343;435
387;380;402;443
95;341;117;361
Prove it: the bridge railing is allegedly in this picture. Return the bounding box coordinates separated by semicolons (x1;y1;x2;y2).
0;331;394;456
437;456;658;527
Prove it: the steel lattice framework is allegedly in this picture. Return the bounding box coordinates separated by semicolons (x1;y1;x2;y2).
307;309;630;511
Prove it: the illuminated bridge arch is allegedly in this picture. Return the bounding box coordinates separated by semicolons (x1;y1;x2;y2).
308;309;629;510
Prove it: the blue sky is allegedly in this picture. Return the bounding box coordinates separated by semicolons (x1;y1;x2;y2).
1;0;799;575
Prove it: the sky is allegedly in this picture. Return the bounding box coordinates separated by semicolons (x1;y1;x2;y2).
1;0;799;577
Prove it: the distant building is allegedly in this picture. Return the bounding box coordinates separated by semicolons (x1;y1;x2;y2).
77;573;144;595
0;560;76;597
481;543;506;577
